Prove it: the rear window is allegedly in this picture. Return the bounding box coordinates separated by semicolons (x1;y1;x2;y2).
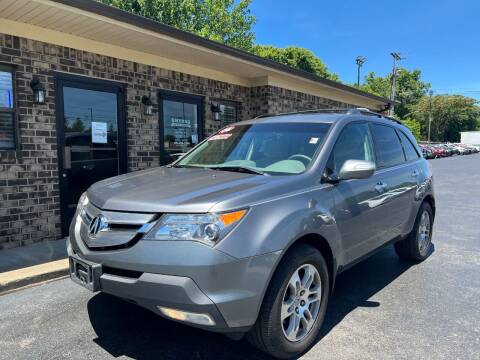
370;124;405;168
397;130;420;161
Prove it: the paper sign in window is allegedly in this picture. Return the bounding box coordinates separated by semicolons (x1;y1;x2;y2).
92;122;108;144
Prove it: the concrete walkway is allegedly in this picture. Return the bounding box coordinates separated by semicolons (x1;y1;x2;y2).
0;238;69;294
0;238;67;273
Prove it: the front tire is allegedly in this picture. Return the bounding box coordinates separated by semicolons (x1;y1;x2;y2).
395;202;434;262
247;244;329;359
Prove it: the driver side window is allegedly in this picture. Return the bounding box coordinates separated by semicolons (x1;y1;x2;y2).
326;123;375;175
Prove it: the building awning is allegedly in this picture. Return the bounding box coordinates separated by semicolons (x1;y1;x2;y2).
0;0;393;110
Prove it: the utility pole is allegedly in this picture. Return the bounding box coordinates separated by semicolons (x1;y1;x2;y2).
428;90;434;143
389;52;404;116
355;56;366;87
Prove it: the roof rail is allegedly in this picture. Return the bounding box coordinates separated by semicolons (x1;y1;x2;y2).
254;108;352;119
347;108;403;124
253;107;403;125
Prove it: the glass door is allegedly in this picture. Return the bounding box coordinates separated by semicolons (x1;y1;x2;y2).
56;76;126;235
159;91;203;165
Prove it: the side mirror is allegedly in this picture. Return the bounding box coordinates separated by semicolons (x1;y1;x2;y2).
338;160;375;180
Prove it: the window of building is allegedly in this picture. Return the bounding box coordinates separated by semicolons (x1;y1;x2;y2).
397;130;420;162
370;124;405;168
0;65;15;150
218;101;238;126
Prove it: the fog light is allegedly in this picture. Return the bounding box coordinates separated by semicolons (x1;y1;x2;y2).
157;306;216;326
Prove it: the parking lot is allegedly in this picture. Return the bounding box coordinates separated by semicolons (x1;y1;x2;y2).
0;154;479;360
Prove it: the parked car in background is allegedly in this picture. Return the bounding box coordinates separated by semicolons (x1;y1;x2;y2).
417;142;479;159
68;108;435;359
419;144;434;159
431;145;446;158
441;144;455;157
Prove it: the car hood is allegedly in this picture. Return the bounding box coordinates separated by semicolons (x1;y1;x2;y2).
87;167;274;213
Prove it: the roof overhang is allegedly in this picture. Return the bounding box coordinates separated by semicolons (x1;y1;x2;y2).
0;0;393;110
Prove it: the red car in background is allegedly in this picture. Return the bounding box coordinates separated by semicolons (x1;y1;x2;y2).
431;145;446;158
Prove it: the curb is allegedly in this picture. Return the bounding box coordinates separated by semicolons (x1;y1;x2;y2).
0;259;69;295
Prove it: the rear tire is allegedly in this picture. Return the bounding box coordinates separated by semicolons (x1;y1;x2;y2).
246;244;329;359
395;202;434;262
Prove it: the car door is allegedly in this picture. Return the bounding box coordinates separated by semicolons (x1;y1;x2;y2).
396;129;423;229
325;122;388;264
368;123;415;246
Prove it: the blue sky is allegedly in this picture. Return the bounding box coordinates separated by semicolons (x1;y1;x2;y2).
250;0;480;100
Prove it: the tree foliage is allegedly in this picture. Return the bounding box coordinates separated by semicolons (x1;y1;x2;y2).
402;118;422;140
99;1;339;79
361;69;430;119
99;0;256;51
252;45;339;80
411;95;480;142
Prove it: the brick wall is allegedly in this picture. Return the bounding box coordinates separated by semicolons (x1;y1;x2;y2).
0;33;356;250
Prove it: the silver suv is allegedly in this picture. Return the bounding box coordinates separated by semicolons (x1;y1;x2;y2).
68;109;435;359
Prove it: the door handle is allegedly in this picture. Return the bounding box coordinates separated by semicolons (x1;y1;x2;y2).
374;181;388;193
411;170;419;177
82;164;95;171
64;146;71;170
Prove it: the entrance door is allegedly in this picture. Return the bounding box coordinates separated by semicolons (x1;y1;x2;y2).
56;75;126;236
159;91;203;165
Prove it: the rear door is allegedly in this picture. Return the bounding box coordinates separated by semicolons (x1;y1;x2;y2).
369;123;415;244
396;129;423;229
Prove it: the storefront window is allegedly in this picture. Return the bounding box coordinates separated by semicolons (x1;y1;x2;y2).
161;97;201;164
0;66;15;149
218;102;238;126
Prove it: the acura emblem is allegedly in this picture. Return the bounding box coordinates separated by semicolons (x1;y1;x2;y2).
88;215;108;238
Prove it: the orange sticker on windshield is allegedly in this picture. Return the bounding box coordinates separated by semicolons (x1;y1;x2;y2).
219;126;235;134
210;133;232;141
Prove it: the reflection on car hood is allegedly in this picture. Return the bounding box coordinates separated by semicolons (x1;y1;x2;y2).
87;167;273;213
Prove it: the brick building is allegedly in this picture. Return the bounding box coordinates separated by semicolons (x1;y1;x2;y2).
0;0;392;249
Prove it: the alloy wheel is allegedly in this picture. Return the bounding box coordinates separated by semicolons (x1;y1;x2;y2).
417;210;431;256
281;264;322;342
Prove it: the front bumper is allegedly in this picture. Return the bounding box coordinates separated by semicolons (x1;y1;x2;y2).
68;214;280;331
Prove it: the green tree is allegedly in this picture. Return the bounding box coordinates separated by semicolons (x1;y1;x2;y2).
252;45;339;80
361;69;430;119
68;118;86;132
99;0;256;50
402;118;421;140
411;95;480;142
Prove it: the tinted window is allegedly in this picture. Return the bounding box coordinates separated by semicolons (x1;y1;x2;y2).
398;130;420;161
327;123;375;174
218;101;238;126
370;124;405;168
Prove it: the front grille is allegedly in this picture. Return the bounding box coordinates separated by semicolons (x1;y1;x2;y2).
79;202;157;250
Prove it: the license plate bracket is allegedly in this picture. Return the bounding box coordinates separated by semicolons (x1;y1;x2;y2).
69;256;102;292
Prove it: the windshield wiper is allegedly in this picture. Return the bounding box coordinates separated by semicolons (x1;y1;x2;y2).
208;166;267;176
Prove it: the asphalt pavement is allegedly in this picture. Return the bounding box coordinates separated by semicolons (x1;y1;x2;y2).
1;154;479;360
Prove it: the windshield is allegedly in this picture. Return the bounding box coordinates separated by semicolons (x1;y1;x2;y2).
176;122;331;175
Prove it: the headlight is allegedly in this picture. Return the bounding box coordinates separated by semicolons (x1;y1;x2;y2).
77;192;89;210
144;209;247;246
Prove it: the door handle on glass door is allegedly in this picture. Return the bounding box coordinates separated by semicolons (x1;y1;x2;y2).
63;146;71;170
